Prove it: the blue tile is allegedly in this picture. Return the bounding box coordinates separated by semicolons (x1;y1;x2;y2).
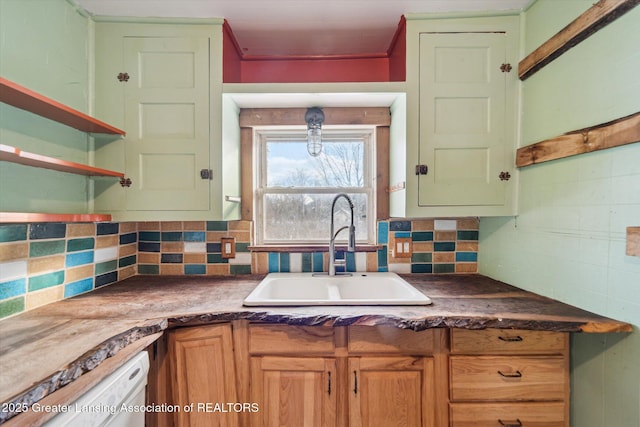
0;278;26;299
456;252;478;262
29;223;66;240
377;221;389;244
119;232;137;245
139;231;160;242
161;253;183;263
207;242;222;253
138;242;160;252
411;264;433;274
394;232;411;238
185;264;206;275
377;266;389;272
280;253;290;273
346;252;356;272
97;223;119;235
412;231;433;242
184;231;205;242
434;242;455;252
269;253;280;272
389;221;411;232
95;271;118;287
64;278;93;298
66;251;94;267
312;252;324;273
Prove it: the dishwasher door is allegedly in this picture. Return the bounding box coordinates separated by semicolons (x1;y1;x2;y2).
44;351;150;427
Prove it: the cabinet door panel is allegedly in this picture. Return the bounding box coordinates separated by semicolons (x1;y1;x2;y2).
450;402;566;427
169;324;238;427
251;356;336;427
419;33;507;206
349;357;435;427
124;36;210;211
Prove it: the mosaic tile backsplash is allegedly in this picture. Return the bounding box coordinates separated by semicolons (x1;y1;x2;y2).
0;218;478;319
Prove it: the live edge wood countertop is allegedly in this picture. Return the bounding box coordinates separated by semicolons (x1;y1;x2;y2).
0;274;632;422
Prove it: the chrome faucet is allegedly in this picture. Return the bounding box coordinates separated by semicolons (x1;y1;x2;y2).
328;193;356;276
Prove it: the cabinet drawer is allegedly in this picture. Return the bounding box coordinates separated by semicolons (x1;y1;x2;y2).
450;402;566;427
450;356;566;401
348;326;435;355
451;329;567;354
249;324;335;355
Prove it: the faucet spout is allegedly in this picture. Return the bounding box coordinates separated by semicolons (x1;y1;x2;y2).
329;194;356;276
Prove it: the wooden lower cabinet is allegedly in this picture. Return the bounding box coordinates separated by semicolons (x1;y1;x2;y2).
168;324;239;427
349;357;435;427
450;402;566;427
250;356;337;427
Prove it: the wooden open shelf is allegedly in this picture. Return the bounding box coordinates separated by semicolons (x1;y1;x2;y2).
0;77;125;135
0;144;124;177
0;212;113;223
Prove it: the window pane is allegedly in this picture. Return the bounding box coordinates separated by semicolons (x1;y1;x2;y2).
266;139;364;188
263;193;369;243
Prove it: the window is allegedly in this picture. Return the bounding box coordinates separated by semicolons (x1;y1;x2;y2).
255;127;376;245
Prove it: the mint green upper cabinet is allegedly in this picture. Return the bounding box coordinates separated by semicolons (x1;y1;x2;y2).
93;20;240;221
392;15;519;217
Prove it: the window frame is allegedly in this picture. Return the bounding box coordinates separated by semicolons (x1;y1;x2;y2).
253;126;377;245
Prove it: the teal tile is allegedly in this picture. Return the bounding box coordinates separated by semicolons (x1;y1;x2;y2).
29;223;66;240
434;264;455;273
138;265;159;274
28;271;64;292
377;246;388;268
280;253;290;272
434;242;455;252
377;221;389;244
230;265;252;275
269;253;279;272
0;297;25;319
207;253;229;264
66;251;94;267
0;278;26;299
139;231;160;242
302;253;312;272
312;252;324;273
412;232;433;241
67;237;95;252
394;231;411;238
95;260;117;275
411;264;433;273
411;253;432;263
236;242;250;252
456;252;478;262
161;232;183;241
119;255;136;268
185;264;206;275
29;240;65;257
0;224;27;242
207;221;228;231
64;278;93;298
457;230;479;241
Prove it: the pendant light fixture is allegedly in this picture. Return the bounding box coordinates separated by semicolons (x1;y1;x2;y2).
305;107;324;157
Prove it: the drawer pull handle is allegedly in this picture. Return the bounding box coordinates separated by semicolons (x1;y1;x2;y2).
498;370;522;378
353;370;358;394
498;419;522;427
498;335;523;342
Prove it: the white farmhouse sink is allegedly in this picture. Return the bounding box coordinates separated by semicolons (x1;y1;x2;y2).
243;272;432;306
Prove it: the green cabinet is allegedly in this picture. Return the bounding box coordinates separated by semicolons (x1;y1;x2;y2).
93;20;240;221
392;14;520;217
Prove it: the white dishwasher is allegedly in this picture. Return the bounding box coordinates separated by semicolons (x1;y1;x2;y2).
44;351;149;427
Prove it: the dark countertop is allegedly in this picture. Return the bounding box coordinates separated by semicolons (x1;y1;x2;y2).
0;274;631;422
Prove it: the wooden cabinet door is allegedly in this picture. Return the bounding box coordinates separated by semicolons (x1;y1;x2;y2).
418;32;508;207
169;324;238;427
349;357;435;427
123;36;210;211
250;356;337;427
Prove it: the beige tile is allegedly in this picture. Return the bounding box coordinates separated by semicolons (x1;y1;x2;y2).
207;264;230;275
161;221;183;231
161;242;183;252
119;265;137;280
412;219;434;231
120;222;137;233
138;221;161;231
96;235;118;248
253;253;269;274
456;242;478;252
184;253;206;264
183;221;206;231
229;230;251;243
26;285;64;311
67;223;95;238
65;264;94;283
434;253;455;263
457;218;479;230
28;255;65;275
138;253;160;264
413;242;433;252
161;264;183;275
229;220;251;231
119;244;137;257
456;263;478;273
435;231;456;241
366;252;378;271
0;242;29;262
207;231;227;242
